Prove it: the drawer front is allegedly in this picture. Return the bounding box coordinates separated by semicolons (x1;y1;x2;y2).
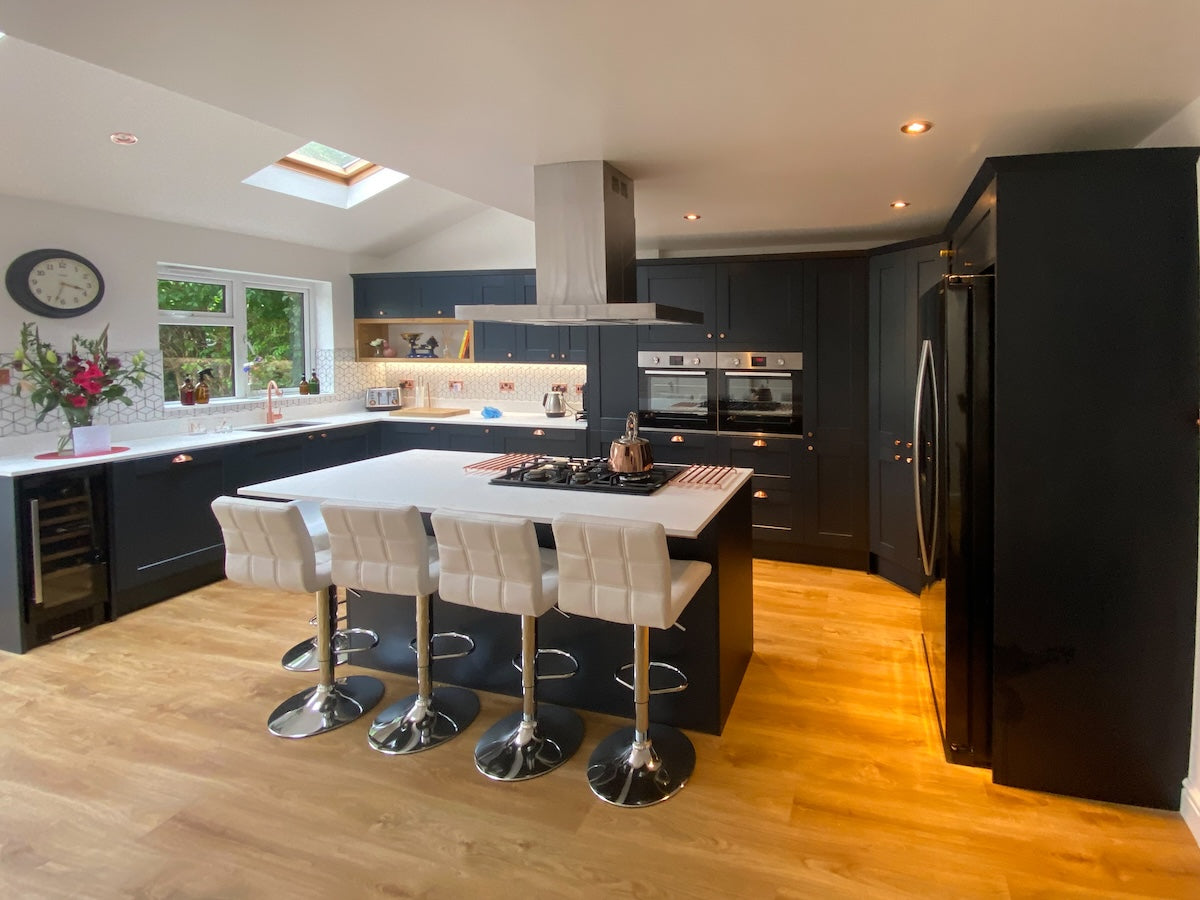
750;475;795;534
642;430;721;465
729;443;793;477
503;427;587;457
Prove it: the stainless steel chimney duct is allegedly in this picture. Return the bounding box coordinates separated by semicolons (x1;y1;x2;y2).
454;161;701;326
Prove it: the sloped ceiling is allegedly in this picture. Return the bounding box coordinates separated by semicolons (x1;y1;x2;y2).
1;0;1199;259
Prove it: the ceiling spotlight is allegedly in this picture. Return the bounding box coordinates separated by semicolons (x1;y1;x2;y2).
110;132;139;145
890;200;910;209
683;212;701;221
900;120;933;135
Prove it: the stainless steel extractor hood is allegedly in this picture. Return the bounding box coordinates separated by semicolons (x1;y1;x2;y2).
454;160;702;326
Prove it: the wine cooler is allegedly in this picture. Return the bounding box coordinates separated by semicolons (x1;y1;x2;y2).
1;466;110;652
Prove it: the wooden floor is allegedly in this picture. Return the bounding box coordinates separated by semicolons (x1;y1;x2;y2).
2;561;1199;899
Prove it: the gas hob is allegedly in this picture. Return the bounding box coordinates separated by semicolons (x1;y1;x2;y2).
489;456;686;495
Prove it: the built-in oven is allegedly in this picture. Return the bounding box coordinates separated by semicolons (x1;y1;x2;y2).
717;351;803;434
636;350;718;431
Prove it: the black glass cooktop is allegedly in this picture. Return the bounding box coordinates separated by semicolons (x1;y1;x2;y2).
489;456;686;495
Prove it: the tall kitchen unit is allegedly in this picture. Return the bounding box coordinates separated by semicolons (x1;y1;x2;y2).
955;147;1200;809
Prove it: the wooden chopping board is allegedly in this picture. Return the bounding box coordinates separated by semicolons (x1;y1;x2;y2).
389;407;470;418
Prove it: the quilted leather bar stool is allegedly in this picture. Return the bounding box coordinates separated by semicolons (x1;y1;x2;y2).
321;502;479;755
280;501;379;673
210;496;384;738
552;513;711;807
431;509;583;781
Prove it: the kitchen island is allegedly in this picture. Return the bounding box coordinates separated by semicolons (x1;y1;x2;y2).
239;448;754;734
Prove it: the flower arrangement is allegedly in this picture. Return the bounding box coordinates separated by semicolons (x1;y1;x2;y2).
6;322;156;449
369;338;384;348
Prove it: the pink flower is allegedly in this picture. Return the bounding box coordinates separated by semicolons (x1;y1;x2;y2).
72;361;105;395
67;394;89;408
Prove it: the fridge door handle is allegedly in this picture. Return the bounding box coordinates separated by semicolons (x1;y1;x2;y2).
913;339;940;577
30;498;44;606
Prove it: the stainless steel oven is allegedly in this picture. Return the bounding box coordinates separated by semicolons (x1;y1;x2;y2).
637;350;718;431
717;351;803;434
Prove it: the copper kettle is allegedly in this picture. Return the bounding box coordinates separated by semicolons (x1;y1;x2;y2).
609;411;654;473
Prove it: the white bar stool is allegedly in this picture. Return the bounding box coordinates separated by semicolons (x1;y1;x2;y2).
552;513;711;807
211;496;384;738
279;501;379;673
431;509;583;781
321;502;479;755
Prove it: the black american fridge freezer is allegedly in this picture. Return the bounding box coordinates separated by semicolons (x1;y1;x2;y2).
915;271;994;768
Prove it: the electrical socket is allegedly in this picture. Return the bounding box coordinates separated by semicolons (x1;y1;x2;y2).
574;383;584;394
550;383;567;394
498;381;515;393
448;380;463;393
0;368;9;386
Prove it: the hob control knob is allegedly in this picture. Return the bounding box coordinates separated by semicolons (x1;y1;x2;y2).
691;357;700;365
731;358;741;366
776;358;785;367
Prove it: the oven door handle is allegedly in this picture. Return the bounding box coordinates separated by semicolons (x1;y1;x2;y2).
642;369;711;376
722;371;792;378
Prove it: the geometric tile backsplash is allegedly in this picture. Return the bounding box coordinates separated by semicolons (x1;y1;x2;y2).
0;345;586;439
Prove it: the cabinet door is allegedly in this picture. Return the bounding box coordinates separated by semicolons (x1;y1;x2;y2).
503;427;587;457
109;447;226;594
718;260;804;350
444;425;505;453
473;273;524;362
797;258;868;552
640;430;721;465
415;273;474;318
301;425;374;471
224;435;307;492
352;274;419;318
868;242;944;588
635;264;717;347
380;423;445;454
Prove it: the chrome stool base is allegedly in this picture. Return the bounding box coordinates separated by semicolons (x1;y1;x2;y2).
586;724;696;808
281;636;347;672
367;686;479;755
474;704;584;782
268;675;385;739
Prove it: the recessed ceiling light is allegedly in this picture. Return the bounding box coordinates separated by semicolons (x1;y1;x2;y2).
891;200;910;209
683;212;701;221
900;120;933;135
110;132;139;145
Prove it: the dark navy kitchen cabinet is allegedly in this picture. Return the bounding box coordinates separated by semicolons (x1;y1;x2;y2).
352;273;419;318
867;239;945;594
795;257;868;566
724;434;803;549
380;422;448;454
718;260;804;350
473;273;525;362
300;424;378;471
109;446;227;616
413;273;474;318
635;263;718;347
224;435;307;490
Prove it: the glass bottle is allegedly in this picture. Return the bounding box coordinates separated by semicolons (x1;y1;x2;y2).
180;375;195;406
195;369;211;404
298;375;310;395
308;370;320;395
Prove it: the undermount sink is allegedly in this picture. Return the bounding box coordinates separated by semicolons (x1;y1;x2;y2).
237;421;329;433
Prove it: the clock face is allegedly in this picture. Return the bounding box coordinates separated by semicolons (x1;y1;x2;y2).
6;249;105;318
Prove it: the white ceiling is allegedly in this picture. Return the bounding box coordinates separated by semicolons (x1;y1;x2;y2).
1;0;1199;259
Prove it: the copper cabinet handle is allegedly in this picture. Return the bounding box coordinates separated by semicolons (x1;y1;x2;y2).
429;425;436;432
894;439;901;446
507;352;513;358
719;332;726;339
905;441;913;448
671;435;684;443
752;439;766;448
753;490;767;499
308;435;315;440
533;429;545;436
171;454;193;463
894;454;901;461
906;457;913;464
29;499;43;606
807;445;814;451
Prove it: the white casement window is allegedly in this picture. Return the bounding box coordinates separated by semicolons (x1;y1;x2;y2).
157;264;316;403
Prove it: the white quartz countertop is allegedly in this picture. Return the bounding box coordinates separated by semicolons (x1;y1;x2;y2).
0;409;584;477
239;449;751;539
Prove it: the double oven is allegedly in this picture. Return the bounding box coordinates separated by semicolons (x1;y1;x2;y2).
637;350;803;435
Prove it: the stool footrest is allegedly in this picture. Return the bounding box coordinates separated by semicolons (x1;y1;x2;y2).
615;660;688;695
510;647;579;681
409;631;475;661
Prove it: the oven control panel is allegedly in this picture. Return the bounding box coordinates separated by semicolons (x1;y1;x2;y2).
637;351;717;369
720;351;803;370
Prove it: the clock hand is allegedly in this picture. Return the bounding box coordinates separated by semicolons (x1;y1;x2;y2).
54;282;64;302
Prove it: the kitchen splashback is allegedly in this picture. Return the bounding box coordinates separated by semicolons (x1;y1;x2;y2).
0;346;585;440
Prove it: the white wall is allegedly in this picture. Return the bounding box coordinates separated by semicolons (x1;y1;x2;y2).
1137;99;1200;842
374;207;535;272
0;192;360;353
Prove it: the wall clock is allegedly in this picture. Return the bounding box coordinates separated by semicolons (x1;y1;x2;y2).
5;249;105;318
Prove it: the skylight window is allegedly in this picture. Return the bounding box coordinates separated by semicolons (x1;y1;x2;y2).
278;141;381;186
243;140;408;209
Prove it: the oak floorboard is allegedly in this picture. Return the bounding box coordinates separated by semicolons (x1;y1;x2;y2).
0;560;1197;898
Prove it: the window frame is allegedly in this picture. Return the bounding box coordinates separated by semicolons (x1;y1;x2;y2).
157;264;316;401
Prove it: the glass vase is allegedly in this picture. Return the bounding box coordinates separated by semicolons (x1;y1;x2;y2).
57;405;94;456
